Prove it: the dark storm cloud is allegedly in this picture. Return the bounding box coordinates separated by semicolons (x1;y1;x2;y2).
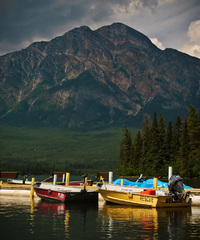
0;0;160;55
1;0;200;57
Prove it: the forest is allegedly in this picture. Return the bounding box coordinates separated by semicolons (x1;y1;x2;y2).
0;126;121;175
1;105;199;177
118;105;200;178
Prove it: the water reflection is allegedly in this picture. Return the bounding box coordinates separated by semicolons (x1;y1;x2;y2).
30;197;35;234
98;203;159;239
0;196;200;240
98;202;193;240
65;209;70;238
34;199;99;239
36;201;66;214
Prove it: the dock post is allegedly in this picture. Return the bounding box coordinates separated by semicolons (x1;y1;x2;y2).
66;172;70;186
62;174;65;183
153;178;158;189
109;172;113;184
84;176;88;190
168;166;172;180
30;178;35;198
53;174;57;185
121;179;124;185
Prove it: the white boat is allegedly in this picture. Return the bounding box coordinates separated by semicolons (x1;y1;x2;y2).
7;179;32;185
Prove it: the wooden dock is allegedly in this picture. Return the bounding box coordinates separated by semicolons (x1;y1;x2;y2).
0;181;199;205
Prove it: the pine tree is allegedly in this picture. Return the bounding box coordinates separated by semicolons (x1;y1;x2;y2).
179;119;190;177
157;114;166;175
139;125;152;175
142;113;151;136
132;131;142;175
118;107;199;177
163;121;173;168
150;112;161;176
187;105;200;177
119;124;133;175
141;114;152;176
187;105;200;150
171;115;182;173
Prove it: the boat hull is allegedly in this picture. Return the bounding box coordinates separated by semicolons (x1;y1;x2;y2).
98;187;191;208
33;182;98;203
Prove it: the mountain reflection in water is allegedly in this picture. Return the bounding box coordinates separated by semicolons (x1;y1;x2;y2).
0;196;200;240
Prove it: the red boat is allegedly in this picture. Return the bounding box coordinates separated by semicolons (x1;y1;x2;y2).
33;182;98;203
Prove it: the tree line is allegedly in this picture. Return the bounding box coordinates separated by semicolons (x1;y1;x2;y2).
118;105;200;178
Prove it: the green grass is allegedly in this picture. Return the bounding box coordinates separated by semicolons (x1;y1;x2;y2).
0;124;139;175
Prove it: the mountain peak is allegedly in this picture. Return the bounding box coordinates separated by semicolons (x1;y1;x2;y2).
0;23;200;127
97;22;154;50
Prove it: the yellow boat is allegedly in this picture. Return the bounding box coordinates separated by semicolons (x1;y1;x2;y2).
97;182;192;208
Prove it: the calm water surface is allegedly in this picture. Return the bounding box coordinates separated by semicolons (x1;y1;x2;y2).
0;195;200;240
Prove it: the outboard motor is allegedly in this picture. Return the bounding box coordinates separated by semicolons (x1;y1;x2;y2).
168;175;185;197
168;175;192;203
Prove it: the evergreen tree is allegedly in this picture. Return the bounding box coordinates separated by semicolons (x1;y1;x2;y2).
157;114;166;175
187;105;200;177
187;105;200;150
118;107;199;177
171;115;182;173
142;113;151;136
172;115;182;152
163;121;173;171
132;131;142;175
179;119;190;177
141;116;152;175
119;124;133;175
150;112;161;176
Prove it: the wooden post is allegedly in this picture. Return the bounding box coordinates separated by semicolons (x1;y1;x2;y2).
153;178;158;189
168;166;172;180
66;172;70;186
109;172;113;184
84;176;88;189
121;179;124;185
30;178;35;198
53;174;57;185
62;174;65;183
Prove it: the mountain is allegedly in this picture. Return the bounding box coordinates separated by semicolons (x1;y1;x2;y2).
0;22;200;127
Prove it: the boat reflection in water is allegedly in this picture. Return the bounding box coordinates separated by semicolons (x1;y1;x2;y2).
98;201;192;240
36;201;66;215
35;200;99;239
1;196;199;239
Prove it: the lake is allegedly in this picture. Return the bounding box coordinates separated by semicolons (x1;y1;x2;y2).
0;195;200;240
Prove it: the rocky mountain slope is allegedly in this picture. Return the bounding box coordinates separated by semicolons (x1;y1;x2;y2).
0;22;200;127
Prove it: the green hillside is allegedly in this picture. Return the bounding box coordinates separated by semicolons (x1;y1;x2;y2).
0;124;138;175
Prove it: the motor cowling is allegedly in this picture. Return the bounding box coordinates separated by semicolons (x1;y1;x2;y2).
168;175;185;197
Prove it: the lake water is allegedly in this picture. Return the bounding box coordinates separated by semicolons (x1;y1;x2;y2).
0;195;200;240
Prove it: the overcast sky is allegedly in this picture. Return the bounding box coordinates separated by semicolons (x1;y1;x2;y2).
0;0;200;58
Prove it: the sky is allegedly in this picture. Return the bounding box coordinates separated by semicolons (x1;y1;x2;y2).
0;0;200;58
